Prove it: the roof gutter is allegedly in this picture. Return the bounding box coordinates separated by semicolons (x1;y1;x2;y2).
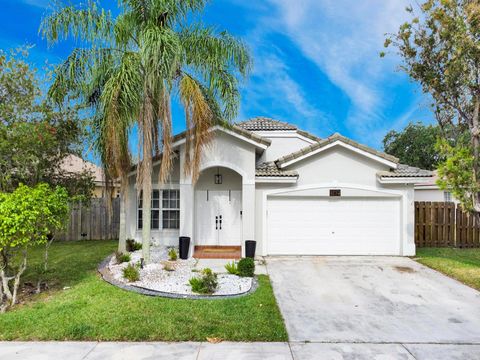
377;176;434;184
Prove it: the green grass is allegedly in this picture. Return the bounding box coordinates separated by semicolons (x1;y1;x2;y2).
415;247;480;291
0;240;287;341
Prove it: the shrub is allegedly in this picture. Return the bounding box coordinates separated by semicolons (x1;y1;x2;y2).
123;263;140;282
225;261;239;275
115;251;131;264
126;239;142;252
189;268;218;294
237;258;255;277
0;183;69;312
168;248;178;261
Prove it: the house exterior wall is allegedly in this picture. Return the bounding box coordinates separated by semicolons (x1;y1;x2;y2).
256;131;313;162
126;158;181;247
254;146;415;256
414;188;458;203
124;129;417;257
126;129;257;251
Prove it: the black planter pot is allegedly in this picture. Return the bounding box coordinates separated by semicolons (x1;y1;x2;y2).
245;240;256;258
179;236;191;260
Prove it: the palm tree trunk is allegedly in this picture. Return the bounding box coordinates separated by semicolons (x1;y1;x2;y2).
118;180;128;253
140;94;154;263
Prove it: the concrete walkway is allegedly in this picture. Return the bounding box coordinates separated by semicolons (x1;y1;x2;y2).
2;341;480;359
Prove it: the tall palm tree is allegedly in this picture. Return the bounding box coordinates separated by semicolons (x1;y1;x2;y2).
41;0;252;261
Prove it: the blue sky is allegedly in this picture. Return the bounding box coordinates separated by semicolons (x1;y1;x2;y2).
0;0;434;160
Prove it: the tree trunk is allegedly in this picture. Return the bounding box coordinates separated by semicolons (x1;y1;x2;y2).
472;97;480;211
140;94;154;263
11;251;27;306
118;179;128;254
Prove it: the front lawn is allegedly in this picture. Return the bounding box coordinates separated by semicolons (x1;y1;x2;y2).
0;240;287;341
415;247;480;291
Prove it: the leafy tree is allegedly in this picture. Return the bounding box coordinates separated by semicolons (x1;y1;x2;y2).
384;0;480;211
0;184;69;312
41;0;252;260
383;122;441;170
0;48;94;200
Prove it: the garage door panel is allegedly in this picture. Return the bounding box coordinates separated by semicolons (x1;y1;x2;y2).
267;197;401;255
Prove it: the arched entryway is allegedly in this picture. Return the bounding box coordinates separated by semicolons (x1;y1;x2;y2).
194;166;243;249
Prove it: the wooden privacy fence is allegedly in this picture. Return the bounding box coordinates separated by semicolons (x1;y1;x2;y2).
56;197;120;241
415;201;480;248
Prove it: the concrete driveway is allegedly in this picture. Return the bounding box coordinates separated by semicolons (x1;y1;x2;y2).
267;256;480;359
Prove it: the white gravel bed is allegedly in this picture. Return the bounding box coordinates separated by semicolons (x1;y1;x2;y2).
108;247;252;296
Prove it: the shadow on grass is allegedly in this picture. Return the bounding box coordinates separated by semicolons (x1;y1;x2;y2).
21;240;117;293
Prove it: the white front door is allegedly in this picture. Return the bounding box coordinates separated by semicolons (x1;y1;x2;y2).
195;190;242;245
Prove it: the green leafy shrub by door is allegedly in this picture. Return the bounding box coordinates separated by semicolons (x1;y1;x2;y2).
237;258;255;277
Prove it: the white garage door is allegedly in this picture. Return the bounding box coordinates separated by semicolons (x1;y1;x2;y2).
267;197;401;255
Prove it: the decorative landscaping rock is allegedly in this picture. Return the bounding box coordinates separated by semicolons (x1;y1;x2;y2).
104;247;254;298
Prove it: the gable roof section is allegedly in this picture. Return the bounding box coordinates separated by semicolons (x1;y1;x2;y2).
377;164;434;178
169;124;271;150
237;117;298;131
237;117;322;142
255;162;299;178
130;124;271;172
275;133;399;168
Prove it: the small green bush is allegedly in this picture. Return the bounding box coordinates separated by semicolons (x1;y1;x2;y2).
123;263;140;282
126;239;142;252
115;251;131;264
189;268;218;294
237;258;255;277
168;248;178;261
225;261;239;275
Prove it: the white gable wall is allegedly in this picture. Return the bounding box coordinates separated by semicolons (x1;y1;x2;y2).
256;131;314;162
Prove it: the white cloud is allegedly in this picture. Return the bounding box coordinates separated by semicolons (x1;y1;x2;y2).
22;0;50;8
239;27;330;131
249;0;430;143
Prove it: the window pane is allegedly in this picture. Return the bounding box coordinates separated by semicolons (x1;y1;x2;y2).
152;210;160;229
152;190;160;208
162;190;180;209
138;210;143;229
163;210;180;229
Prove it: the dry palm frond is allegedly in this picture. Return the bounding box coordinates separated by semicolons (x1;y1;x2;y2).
179;74;214;183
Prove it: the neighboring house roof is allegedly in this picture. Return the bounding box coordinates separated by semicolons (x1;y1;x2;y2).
378;164;434;178
255;162;299;178
60;155;106;184
275;133;399;168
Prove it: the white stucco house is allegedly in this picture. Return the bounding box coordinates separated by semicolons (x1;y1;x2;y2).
126;117;434;257
414;172;458;203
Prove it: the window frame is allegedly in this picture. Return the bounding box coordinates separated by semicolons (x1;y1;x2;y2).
162;190;180;229
444;191;452;202
137;188;180;230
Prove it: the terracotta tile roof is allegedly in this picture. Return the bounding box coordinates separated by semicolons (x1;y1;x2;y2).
237;117;298;131
275;133;399;167
378;164;434;178
255;162;299;178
